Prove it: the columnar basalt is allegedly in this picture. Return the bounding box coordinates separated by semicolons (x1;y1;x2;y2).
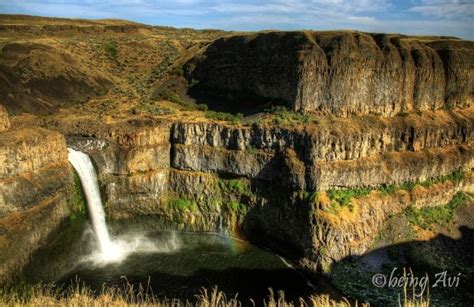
62;108;473;272
185;32;473;116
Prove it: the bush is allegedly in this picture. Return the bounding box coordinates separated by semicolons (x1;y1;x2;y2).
160;91;186;105
378;184;397;196
104;41;117;59
399;181;418;191
266;105;311;125
205;111;243;124
197;104;208;111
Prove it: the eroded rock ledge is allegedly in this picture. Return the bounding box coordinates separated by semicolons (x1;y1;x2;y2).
0;111;73;284
185;31;473;116
62;108;473;273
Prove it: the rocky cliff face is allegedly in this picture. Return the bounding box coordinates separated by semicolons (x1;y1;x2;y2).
185;31;473;116
62;106;472;272
1;21;472;282
0;109;73;284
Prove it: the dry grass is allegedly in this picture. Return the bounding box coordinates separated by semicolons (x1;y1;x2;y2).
0;280;432;307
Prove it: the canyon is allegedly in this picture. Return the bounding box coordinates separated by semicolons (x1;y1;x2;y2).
0;14;472;304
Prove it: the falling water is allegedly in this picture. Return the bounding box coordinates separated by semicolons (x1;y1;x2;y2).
67;148;119;259
67;148;181;265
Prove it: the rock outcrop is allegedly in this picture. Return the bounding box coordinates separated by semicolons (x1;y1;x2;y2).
0;123;73;284
185;31;473;116
63;107;473;273
0;105;9;132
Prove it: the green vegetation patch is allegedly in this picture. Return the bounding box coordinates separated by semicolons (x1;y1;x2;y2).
327;187;371;208
265;106;312;125
324;169;466;212
168;197;197;212
218;178;250;195
205;110;243;124
104;41;118;59
226;201;247;213
405;192;471;230
69;172;87;221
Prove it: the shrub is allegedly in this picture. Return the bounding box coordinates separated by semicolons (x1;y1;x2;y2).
197;104;208;111
160;91;186;105
205;111;243;124
399;181;418;191
104;41;118;59
378;184;397;196
266;105;311;125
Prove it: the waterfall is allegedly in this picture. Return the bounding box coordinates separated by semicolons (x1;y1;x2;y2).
67;148;118;260
67;148;181;265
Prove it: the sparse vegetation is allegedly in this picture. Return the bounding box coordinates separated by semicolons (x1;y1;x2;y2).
0;281;375;307
218;179;250;195
68;172;87;223
247;144;258;155
205;110;243;124
104;41;118;59
325;169;466;211
405;192;471;230
132;101;176;116
378;183;397;196
160;90;187;106
327;187;371;209
265;105;312;125
168;197;197;212
226;201;247;213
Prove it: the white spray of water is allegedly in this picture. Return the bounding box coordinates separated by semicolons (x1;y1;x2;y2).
67;148;180;265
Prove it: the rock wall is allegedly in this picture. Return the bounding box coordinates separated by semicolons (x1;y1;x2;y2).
0;118;73;284
185;31;473;116
65;109;473;272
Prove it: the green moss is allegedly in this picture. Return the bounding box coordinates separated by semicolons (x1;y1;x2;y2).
226;201;247;213
69;172;87;221
168;197;197;212
218;179;250;195
405;192;471;230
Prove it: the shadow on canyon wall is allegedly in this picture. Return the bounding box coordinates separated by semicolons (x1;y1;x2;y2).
328;225;474;306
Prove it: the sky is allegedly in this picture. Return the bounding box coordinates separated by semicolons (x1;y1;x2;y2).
0;0;472;39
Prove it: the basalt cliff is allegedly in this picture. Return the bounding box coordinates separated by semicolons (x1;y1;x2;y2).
0;15;472;294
